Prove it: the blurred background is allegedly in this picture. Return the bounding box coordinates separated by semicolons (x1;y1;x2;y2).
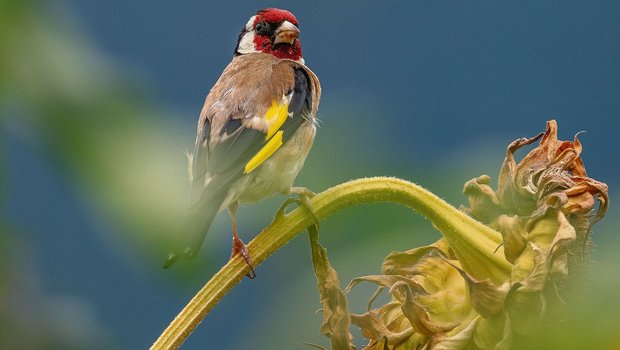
1;1;619;349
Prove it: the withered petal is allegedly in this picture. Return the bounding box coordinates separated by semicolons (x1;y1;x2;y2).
511;243;548;291
442;257;510;318
382;241;452;275
308;227;356;350
350;312;413;345
494;215;527;263
566;177;609;223
497;131;545;207
463;175;503;222
344;275;425;295
547;211;577;264
397;283;460;336
430;317;480;350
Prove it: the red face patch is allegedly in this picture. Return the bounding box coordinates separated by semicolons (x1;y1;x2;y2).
252;8;303;61
254;8;298;26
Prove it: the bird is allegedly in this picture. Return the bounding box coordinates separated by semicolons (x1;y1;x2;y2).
164;8;321;278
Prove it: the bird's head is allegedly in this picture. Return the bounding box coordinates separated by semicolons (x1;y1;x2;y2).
235;8;303;63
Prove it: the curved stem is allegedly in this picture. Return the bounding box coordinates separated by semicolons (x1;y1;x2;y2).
151;177;511;350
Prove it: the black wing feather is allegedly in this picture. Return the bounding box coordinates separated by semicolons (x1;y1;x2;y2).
283;68;313;142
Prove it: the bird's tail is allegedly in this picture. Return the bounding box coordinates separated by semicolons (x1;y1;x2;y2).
163;189;228;268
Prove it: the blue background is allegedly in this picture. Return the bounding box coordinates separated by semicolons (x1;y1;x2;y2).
3;1;619;349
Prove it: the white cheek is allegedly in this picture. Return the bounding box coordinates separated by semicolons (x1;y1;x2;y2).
245;16;256;30
237;31;257;54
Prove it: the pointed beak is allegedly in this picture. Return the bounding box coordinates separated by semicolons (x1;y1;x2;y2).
273;20;300;45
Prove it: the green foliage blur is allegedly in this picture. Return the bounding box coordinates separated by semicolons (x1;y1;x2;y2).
1;1;619;349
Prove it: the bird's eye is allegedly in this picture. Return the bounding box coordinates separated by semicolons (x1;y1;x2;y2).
255;21;270;35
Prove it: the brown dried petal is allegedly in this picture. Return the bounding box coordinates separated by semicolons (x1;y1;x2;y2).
526;209;563;251
463;175;503;223
564;177;609;223
344;275;425;295
388;333;427;350
396;283;460;336
494;215;527;263
350;312;413;346
430;317;480;350
518;120;563;176
536;168;574;203
411;255;465;294
377;301;411;334
525;209;576;278
505;245;548;335
495;120;599;221
497;131;545;213
415;287;471;326
382;240;452;275
308;227;355;350
510;243;548;291
443;258;510;318
547;211;577;262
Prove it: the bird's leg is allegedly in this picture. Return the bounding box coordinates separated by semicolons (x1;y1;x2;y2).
228;202;256;279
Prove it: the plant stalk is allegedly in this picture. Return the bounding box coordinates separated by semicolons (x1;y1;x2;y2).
151;176;510;350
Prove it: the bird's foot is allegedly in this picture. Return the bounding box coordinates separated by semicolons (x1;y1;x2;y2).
276;187;319;228
290;186;316;199
231;236;256;279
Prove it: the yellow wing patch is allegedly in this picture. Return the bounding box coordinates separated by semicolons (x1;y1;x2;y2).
244;131;284;174
243;99;289;174
265;99;290;139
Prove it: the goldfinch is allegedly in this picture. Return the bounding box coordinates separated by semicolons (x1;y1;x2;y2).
164;8;321;277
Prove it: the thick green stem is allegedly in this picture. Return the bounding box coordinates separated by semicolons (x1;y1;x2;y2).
151;177;511;350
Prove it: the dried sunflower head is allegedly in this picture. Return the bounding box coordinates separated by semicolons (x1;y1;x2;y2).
465;119;608;269
312;120;608;349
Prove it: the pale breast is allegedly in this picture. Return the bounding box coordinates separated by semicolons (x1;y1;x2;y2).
235;122;316;203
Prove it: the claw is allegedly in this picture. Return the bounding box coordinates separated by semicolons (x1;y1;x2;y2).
290;186;316;199
228;202;256;279
275;197;305;219
231;236;256;279
275;194;319;228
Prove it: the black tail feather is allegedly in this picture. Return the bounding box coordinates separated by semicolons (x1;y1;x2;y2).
163;190;228;268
